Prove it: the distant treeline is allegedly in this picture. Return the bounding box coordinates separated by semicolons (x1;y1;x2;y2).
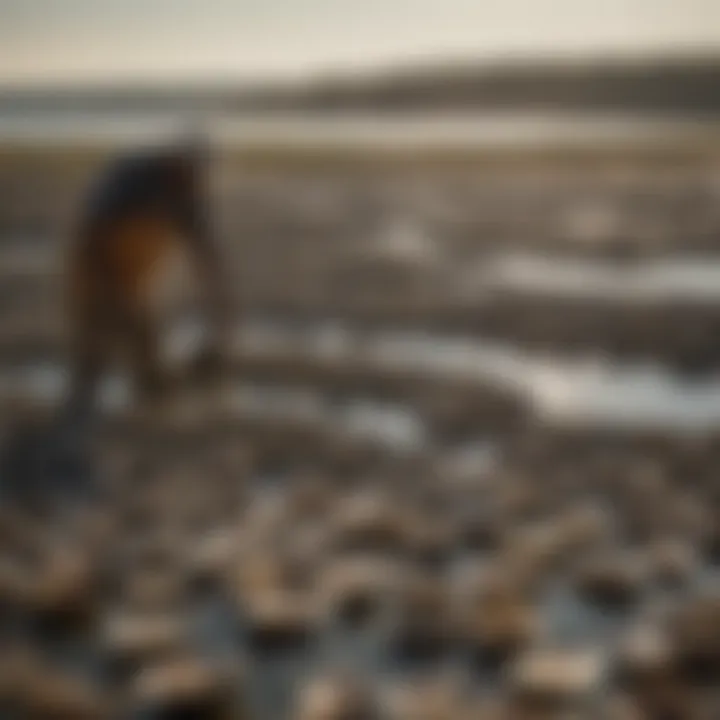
3;55;720;115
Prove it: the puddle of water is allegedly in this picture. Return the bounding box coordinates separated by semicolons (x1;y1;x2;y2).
542;581;633;647
526;361;720;430
225;387;427;451
0;363;133;413
342;401;426;450
376;333;720;430
5;319;720;433
480;254;720;303
0;360;427;451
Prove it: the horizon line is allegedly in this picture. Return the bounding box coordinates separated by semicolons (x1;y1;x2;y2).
2;42;720;93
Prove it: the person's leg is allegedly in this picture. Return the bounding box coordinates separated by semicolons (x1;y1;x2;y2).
62;302;108;428
127;306;171;405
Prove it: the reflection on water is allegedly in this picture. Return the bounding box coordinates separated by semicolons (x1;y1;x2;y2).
1;111;719;150
0;360;427;451
3;318;720;432
526;360;720;429
342;401;426;449
481;254;720;302
367;331;720;430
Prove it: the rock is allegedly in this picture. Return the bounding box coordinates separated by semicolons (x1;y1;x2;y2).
390;570;455;661
244;591;319;652
0;505;54;553
239;494;296;550
502;523;571;592
402;512;455;568
460;572;538;667
0;413;95;513
667;593;720;683
124;563;188;609
456;509;504;552
0;555;35;608
665;494;713;548
555;504;613;554
384;674;467;720
705;515;720;564
285;476;336;520
101;610;189;679
18;675;108;720
574;551;646;609
619;680;699;720
130;655;244;719
297;674;381;720
508;647;607;710
29;542;97;633
331;490;407;554
644;539;697;588
319;557;398;624
291;522;334;565
599;695;645;720
5;651;108;720
233;543;317;599
615;622;675;689
73;505;118;551
495;483;540;526
0;643;39;707
184;527;240;594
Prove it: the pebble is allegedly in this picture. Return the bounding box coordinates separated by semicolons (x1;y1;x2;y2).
296;674;382;720
667;593;720;683
461;572;538;665
614;621;677;697
319;557;399;623
331;490;407;554
391;569;455;660
2;377;720;719
184;527;240;592
574;551;647;609
129;655;244;719
644;538;698;588
5;651;109;720
244;590;319;651
508;647;607;710
384;674;467;720
612;622;700;719
122;566;186;610
101;610;189;678
28;543;97;632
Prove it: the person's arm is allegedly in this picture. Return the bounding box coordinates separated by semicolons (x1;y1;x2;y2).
187;207;232;358
165;143;232;376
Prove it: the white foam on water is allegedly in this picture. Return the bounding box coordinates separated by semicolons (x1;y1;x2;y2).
480;254;720;303
365;331;720;430
525;361;720;430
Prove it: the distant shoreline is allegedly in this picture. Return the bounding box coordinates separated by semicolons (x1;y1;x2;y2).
4;52;720;116
0;111;719;161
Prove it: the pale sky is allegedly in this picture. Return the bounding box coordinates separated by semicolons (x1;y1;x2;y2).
1;0;719;86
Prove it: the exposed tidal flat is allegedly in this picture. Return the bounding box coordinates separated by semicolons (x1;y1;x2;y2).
0;124;719;717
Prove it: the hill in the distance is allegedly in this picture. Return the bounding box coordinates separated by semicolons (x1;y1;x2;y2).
3;54;720;115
